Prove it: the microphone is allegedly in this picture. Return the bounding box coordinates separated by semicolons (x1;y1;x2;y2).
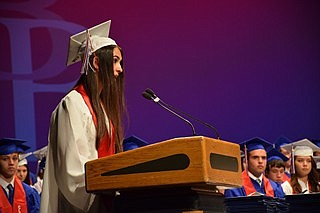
144;88;220;139
142;91;196;136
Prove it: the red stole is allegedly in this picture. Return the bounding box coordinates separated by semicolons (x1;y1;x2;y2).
0;177;28;213
282;172;290;182
242;170;275;197
75;85;115;158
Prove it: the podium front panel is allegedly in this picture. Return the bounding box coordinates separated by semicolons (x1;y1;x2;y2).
85;136;241;192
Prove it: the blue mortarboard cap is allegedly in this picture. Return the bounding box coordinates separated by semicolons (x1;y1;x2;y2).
267;148;289;162
0;138;30;155
123;135;149;151
274;136;292;150
240;137;272;152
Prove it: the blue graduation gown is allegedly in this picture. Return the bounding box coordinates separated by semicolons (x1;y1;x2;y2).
29;172;38;185
284;171;291;178
224;177;285;198
22;182;40;213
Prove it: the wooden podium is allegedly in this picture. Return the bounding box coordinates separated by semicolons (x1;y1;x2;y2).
85;136;241;212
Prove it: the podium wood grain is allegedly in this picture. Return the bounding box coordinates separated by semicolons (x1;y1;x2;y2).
85;136;241;192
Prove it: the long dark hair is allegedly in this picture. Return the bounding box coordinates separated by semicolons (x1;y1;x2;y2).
74;45;126;153
291;157;320;193
18;164;31;185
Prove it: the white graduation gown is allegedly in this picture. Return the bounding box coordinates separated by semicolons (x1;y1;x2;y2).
40;90;109;213
281;179;310;195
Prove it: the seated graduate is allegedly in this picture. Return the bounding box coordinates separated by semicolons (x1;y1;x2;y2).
274;136;292;180
281;139;320;195
265;148;289;184
224;137;285;198
0;138;40;213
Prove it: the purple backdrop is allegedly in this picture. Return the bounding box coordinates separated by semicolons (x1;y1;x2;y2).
1;1;320;168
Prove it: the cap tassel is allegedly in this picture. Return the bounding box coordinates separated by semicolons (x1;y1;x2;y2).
244;144;248;171
290;144;295;174
81;30;93;75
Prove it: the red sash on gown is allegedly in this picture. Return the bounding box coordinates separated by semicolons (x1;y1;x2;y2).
75;85;115;157
242;170;275;197
0;177;28;213
282;172;290;182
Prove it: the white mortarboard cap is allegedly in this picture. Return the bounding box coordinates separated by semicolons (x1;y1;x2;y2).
66;20;117;67
294;146;313;156
310;139;320;148
281;138;320;156
18;158;28;166
19;152;32;161
32;146;47;160
281;138;320;174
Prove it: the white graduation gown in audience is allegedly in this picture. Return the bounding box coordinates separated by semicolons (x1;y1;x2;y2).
281;179;310;195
